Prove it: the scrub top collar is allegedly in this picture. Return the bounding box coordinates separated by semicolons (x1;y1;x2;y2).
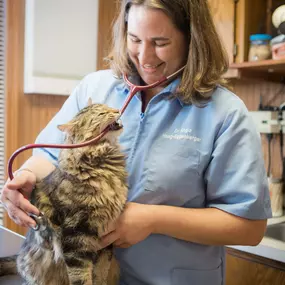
118;74;184;107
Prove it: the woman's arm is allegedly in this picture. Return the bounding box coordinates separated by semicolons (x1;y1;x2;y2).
18;155;56;181
100;202;267;248
150;204;267;246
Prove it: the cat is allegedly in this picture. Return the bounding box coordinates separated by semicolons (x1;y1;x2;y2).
0;100;128;285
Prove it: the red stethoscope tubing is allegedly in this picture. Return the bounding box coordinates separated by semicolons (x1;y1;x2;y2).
7;66;185;180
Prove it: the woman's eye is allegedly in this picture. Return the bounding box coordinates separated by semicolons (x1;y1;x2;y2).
129;37;141;43
155;42;169;47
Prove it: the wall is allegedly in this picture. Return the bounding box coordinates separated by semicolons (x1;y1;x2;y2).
232;79;285;179
5;0;117;235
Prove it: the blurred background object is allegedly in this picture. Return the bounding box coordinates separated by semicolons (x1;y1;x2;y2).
271;5;285;60
272;4;285;35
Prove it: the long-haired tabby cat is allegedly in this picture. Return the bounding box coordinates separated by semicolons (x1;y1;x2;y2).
0;100;128;284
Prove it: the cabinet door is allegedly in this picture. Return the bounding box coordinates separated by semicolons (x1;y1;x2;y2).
226;250;285;285
208;0;235;64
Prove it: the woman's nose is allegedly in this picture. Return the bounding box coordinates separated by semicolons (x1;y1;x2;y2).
138;43;156;65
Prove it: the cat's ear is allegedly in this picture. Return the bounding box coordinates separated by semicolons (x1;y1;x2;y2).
87;98;93;106
57;123;73;133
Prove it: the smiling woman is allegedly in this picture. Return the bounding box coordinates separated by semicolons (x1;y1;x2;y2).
125;5;188;106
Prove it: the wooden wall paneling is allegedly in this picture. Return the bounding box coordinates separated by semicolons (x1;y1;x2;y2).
6;0;23;172
5;0;68;234
97;0;119;70
5;0;27;234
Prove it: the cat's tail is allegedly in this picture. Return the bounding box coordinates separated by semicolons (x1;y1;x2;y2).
0;255;18;276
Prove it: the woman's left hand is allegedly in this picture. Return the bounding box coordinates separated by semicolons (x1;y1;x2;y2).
100;202;154;248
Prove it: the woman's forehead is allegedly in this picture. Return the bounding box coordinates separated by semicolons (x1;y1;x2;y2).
127;5;177;36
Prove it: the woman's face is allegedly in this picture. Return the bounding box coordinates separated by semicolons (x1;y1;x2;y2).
127;5;188;86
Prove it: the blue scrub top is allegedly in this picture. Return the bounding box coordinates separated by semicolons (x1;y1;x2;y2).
33;70;272;285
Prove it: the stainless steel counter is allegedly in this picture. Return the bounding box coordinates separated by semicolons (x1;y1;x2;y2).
0;226;25;284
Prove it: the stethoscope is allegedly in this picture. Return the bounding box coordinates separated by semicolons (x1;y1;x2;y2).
7;65;185;182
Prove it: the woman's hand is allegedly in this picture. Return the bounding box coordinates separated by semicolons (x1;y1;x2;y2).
0;169;40;228
100;202;155;248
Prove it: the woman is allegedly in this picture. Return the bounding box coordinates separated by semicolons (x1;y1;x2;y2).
1;0;271;284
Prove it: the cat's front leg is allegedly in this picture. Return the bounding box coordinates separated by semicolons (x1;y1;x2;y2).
93;248;119;285
107;255;120;285
64;251;119;285
65;252;94;285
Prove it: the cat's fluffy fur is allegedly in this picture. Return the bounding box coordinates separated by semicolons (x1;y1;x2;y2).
0;102;128;285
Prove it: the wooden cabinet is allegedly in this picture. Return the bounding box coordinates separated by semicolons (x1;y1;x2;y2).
209;0;285;80
209;0;269;64
232;0;285;80
235;0;269;64
208;0;235;64
226;248;285;285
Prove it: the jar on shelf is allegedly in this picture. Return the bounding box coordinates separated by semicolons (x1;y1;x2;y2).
248;34;272;61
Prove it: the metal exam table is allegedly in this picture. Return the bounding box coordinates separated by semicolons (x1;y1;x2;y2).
0;226;24;284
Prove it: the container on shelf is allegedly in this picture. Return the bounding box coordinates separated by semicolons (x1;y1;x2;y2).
271;35;285;60
272;42;285;60
248;34;272;62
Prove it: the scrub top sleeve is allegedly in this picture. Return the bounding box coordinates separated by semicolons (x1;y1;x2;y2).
32;77;88;165
205;106;272;220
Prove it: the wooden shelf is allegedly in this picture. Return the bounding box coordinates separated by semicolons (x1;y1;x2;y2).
225;59;285;82
230;58;285;73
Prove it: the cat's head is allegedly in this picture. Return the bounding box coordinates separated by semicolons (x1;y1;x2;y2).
57;100;123;145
